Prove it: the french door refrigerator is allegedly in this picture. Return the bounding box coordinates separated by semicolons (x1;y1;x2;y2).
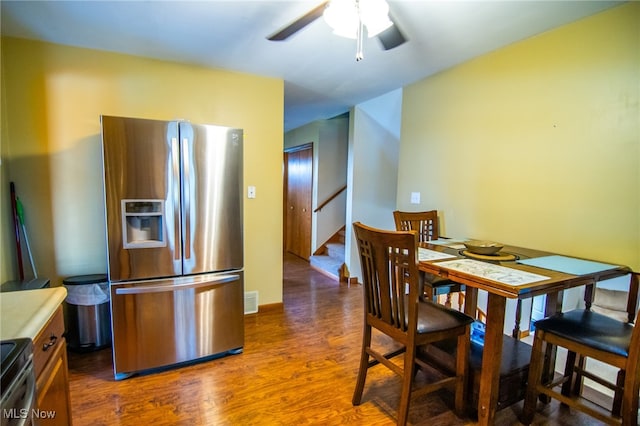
100;115;244;380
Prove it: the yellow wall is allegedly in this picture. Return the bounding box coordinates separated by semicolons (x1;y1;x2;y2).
398;3;639;270
0;38;284;305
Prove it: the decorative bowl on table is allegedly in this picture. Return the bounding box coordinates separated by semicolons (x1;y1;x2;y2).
463;240;504;255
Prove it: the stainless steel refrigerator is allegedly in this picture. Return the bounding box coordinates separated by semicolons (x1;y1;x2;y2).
100;115;244;380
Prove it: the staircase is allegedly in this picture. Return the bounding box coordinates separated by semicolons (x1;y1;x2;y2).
310;228;345;280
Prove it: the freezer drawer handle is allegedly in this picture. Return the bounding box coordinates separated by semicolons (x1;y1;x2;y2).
114;274;239;295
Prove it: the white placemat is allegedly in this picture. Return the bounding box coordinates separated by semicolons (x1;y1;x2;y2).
418;247;457;261
435;259;550;286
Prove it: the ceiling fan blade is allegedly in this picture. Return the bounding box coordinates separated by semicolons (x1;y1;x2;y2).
377;15;407;50
267;1;329;41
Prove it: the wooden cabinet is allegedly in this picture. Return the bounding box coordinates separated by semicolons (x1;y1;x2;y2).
33;306;72;425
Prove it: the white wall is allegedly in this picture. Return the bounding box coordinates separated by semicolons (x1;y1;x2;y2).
315;115;349;249
284;114;349;253
346;89;402;280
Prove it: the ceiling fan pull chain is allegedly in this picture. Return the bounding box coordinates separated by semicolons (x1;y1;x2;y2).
356;21;364;61
356;1;364;61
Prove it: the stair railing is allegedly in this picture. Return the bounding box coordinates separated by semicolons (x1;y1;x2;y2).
314;185;347;213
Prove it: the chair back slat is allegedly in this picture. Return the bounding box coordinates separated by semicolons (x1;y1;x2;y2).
393;210;439;242
588;271;639;324
626;272;639;324
353;222;418;335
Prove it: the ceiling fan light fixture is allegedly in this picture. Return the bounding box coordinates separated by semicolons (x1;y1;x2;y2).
323;0;392;39
359;0;392;37
323;0;359;39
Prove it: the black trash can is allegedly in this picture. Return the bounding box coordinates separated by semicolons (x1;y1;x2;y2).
63;274;112;352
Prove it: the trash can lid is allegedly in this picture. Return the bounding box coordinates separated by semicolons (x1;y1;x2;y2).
63;274;108;285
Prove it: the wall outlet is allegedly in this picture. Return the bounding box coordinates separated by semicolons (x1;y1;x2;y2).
410;192;420;204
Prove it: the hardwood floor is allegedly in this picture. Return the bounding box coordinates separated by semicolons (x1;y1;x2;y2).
68;254;604;425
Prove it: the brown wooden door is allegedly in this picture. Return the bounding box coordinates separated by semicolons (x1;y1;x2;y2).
284;144;312;259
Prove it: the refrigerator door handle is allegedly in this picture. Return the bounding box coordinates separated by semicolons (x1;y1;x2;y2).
171;137;181;261
114;274;240;295
182;137;191;260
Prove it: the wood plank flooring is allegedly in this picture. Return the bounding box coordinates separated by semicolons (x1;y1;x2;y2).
67;254;604;425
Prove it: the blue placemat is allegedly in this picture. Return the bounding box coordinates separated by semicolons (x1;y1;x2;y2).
517;255;618;275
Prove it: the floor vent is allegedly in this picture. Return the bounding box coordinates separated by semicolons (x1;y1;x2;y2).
244;291;258;314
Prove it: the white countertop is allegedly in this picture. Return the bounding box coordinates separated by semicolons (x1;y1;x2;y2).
0;287;67;340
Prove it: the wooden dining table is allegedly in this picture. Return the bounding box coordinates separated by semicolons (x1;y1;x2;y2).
417;240;631;426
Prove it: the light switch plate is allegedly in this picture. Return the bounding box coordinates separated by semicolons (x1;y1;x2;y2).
410;192;420;204
248;186;256;199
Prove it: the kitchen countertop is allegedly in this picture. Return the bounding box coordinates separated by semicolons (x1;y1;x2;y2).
1;277;51;293
0;287;67;340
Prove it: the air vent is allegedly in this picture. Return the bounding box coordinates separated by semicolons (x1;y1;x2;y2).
244;291;258;314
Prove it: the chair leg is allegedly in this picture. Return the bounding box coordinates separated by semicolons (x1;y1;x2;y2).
511;300;522;339
445;293;453;308
612;369;625;416
621;366;639;426
397;346;416;426
569;353;585;397
352;324;372;406
562;350;578;397
521;331;546;424
454;327;470;415
424;285;434;302
539;339;556;404
418;271;426;302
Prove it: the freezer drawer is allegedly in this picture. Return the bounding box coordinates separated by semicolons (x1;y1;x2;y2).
110;271;244;379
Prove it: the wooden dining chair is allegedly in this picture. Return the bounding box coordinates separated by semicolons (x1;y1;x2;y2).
392;210;463;309
521;271;640;426
570;273;640;416
352;222;474;425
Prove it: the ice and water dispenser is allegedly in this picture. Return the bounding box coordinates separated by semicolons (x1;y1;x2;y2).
121;200;166;248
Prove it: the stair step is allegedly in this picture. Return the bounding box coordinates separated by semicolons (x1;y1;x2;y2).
309;254;343;277
326;243;345;258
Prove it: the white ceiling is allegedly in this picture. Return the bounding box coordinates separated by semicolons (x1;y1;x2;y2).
0;0;623;131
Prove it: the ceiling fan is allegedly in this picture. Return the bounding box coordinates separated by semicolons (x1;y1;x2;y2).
267;0;407;61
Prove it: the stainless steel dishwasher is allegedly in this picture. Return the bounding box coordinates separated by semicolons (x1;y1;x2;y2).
1;338;36;426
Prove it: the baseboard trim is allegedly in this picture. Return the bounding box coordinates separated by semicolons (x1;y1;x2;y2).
257;302;284;313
